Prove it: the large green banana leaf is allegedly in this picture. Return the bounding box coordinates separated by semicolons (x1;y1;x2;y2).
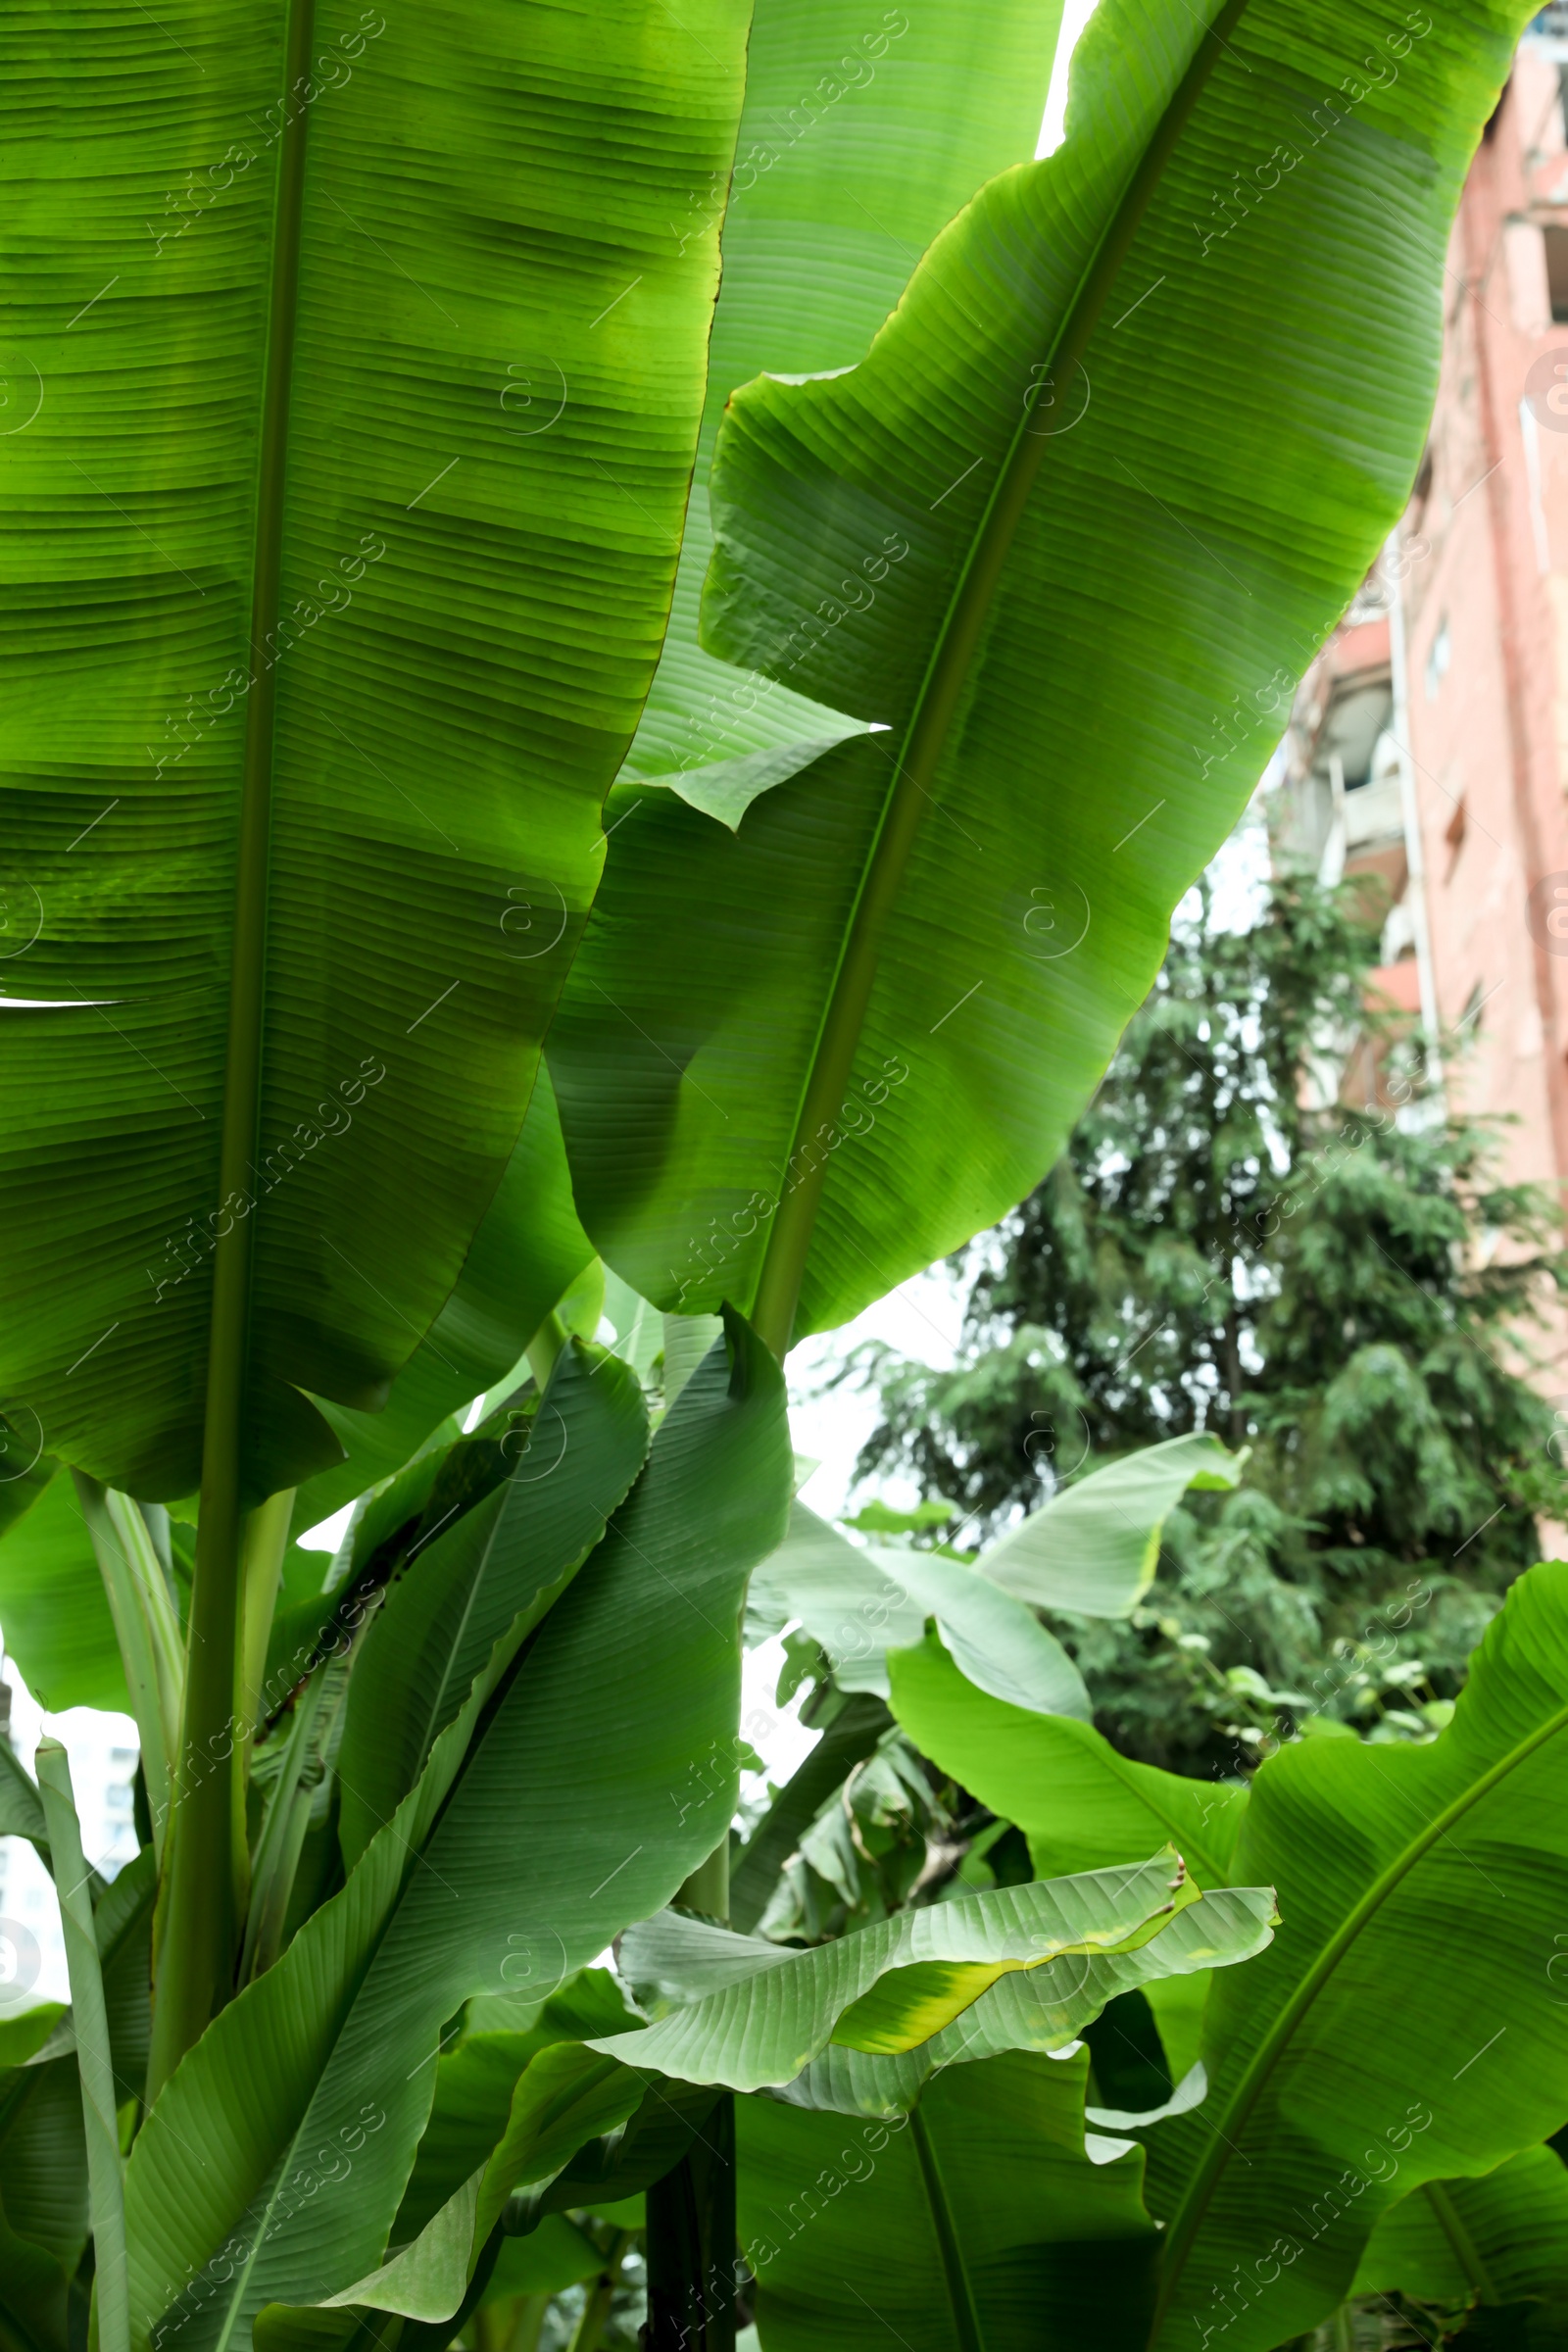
889;1634;1250;1889
623;0;1062;794
549;0;1525;1348
0;0;750;1501
124;1313;790;2352
585;1854;1274;2092
738;2048;1162;2352
1141;1561;1568;2349
1352;2148;1568;2313
333;1340;649;1865
617;1889;1274;2121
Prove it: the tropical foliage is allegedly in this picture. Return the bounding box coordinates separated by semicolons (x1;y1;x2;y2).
0;2;1557;2350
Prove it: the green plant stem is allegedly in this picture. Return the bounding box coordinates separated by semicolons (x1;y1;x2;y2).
646;1839;735;2350
35;1741;128;2352
910;2106;984;2352
1151;1698;1568;2341
1331;2306;1355;2352
149;0;318;2102
646;2095;736;2352
1421;2180;1498;2304
747;0;1250;1361
566;2230;636;2352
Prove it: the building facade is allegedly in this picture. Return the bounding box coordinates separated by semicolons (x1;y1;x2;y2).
1280;18;1568;1238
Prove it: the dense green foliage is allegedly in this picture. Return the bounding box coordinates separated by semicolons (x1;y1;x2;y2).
0;2;1557;2350
853;871;1568;1771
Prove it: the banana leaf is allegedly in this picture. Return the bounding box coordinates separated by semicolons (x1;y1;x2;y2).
1352;2148;1568;2312
619;1891;1274;2122
889;1634;1250;1888
975;1433;1243;1618
1144;1560;1568;2349
0;2055;88;2352
333;1341;650;1866
751;1498;1091;1714
0;1471;128;1713
624;0;1063;791
393;1972;641;2244
549;0;1527;1352
738;2048;1161;2352
585;1854;1272;2092
0;0;752;1501
124;1312;790;2352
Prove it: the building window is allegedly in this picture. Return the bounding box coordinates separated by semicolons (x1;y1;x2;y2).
1546;223;1568;322
1445;796;1467;876
1425;617;1451;702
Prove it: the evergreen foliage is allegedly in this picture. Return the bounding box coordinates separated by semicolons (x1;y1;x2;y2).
849;862;1568;1774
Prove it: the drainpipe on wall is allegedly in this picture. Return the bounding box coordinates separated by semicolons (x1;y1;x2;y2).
1384;530;1446;1103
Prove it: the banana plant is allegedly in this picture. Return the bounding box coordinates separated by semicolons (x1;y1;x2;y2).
889;1560;1568;2349
736;2049;1164;2352
0;0;1542;2348
547;0;1526;1362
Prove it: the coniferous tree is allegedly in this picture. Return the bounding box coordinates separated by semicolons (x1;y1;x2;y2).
849;869;1568;1775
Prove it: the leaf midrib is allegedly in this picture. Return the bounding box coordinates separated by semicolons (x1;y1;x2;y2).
747;0;1252;1355
151;0;322;2101
1149;1698;1568;2344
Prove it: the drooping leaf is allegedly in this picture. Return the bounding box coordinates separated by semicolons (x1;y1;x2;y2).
126;1311;790;2352
1352;2149;1568;2312
0;0;753;1500
1145;1560;1568;2349
0;2056;88;2352
889;1634;1249;1888
621;1889;1274;2121
976;1433;1244;1618
738;2049;1161;2351
585;1854;1247;2091
0;1741;48;1862
551;0;1526;1352
334;1341;649;1865
752;1500;1091;1714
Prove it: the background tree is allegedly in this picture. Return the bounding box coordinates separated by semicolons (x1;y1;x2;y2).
849;861;1568;1775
